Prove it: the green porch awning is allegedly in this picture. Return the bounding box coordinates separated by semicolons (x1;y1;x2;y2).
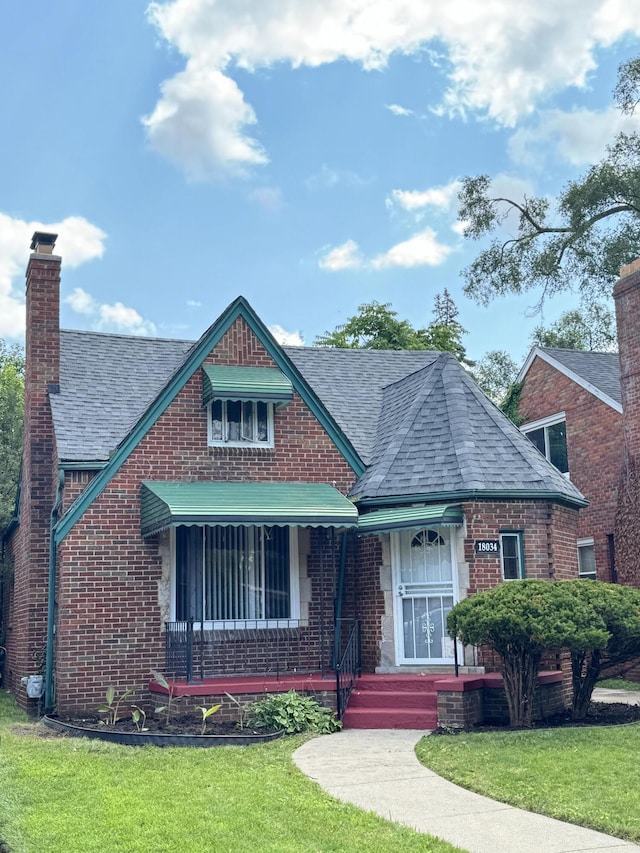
140;481;358;537
201;365;293;407
357;504;463;535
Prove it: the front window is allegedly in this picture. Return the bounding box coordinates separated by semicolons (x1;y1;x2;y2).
521;414;568;474
175;525;298;626
577;538;596;579
500;531;524;580
208;400;273;446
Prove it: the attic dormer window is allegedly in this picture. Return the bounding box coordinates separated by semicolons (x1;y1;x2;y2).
209;399;273;446
201;365;293;449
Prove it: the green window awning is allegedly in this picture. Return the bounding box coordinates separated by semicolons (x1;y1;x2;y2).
201;365;293;407
141;481;358;537
357;504;463;535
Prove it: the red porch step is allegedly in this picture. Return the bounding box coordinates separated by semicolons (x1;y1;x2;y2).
342;674;439;730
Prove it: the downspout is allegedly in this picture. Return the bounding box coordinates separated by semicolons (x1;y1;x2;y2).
45;470;64;713
332;531;349;668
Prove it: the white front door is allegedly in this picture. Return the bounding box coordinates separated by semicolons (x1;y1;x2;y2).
392;527;458;665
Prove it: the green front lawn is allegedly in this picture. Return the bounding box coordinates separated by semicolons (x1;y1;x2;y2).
597;677;640;691
0;692;459;853
416;724;640;842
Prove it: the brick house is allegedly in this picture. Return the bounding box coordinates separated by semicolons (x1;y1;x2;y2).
517;347;622;583
1;233;586;726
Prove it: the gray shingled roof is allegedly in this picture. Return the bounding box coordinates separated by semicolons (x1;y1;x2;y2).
538;347;621;406
51;330;193;461
50;330;585;506
283;347;439;464
349;352;585;503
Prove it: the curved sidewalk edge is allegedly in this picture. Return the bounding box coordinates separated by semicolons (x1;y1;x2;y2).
293;729;640;853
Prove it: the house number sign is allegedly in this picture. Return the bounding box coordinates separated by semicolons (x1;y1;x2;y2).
475;539;500;555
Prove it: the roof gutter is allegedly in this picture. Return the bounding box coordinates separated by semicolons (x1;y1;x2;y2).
353;488;589;510
45;469;64;713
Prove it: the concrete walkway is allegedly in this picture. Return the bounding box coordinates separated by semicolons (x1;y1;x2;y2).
293;728;640;853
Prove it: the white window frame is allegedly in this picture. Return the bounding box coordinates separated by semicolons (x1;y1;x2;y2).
521;412;569;475
500;531;524;580
207;400;275;448
169;526;300;629
577;537;597;580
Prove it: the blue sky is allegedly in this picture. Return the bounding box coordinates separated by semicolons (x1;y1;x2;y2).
1;1;640;364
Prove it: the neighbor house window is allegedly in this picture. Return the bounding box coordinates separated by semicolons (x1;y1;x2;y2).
175;525;298;626
577;538;596;579
500;531;524;580
208;400;273;447
521;413;569;474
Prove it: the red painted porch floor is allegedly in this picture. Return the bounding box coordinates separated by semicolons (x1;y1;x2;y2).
151;672;442;730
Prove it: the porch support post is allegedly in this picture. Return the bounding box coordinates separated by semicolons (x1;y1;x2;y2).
333;531;348;668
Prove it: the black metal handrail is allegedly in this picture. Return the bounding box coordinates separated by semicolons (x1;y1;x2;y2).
335;620;361;719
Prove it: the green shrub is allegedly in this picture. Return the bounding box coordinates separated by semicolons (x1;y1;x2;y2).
245;690;342;734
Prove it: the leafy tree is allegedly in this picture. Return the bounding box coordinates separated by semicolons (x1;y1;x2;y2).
472;349;519;405
563;581;640;721
447;580;607;727
458;58;640;308
315;291;471;364
531;302;616;351
0;341;24;535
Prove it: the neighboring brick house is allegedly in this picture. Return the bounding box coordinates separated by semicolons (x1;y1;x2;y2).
518;347;622;583
1;233;586;721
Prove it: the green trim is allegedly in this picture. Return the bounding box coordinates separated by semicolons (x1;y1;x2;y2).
357;504;463;535
58;461;108;471
201;365;293;406
55;297;363;545
140;481;358;537
354;488;588;510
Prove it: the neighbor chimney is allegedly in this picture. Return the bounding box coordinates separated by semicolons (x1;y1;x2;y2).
613;261;640;586
614;261;640;459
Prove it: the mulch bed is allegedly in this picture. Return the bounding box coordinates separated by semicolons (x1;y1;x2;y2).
39;712;269;737
436;701;640;734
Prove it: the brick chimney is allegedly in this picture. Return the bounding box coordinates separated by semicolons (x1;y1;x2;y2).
6;232;62;704
613;259;640;586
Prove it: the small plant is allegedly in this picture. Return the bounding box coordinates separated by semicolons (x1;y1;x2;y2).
98;686;135;726
224;692;245;731
195;703;221;735
131;705;148;732
150;669;181;724
245;690;342;735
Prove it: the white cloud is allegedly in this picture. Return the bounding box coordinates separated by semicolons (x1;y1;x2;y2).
269;324;304;346
65;287;157;336
509;106;640;168
388;181;462;212
319;229;452;272
371;227;452;269
0;214;106;339
386;103;413;117
318;239;364;271
186;299;202;308
145;0;640;177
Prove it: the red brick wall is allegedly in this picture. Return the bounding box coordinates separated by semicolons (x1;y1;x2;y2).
614;265;640;586
519;356;622;581
463;499;579;592
54;318;356;712
5;251;61;709
351;535;385;672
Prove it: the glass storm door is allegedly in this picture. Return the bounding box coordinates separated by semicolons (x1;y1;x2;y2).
393;527;457;664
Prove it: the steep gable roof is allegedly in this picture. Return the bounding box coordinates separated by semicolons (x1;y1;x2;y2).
518;346;621;413
350;352;586;506
54;297;362;543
